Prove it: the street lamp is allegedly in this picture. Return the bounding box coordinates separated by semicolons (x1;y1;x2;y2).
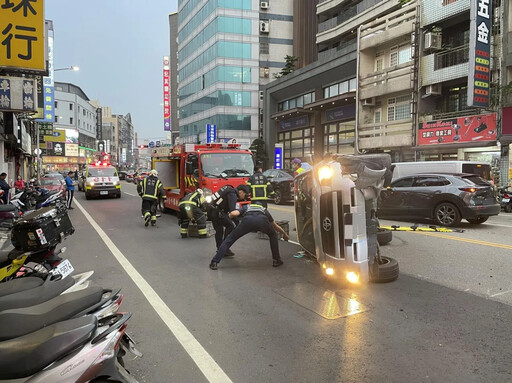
54;66;79;72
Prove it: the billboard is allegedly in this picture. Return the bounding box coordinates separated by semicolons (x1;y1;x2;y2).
65;143;78;157
274;144;283;170
418;113;497;146
467;0;493;108
0;0;45;72
206;124;216;143
44;128;78;143
163;56;171;131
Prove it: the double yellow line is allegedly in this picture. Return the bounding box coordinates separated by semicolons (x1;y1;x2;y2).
411;231;512;250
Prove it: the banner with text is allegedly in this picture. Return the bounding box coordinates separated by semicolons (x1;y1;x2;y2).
163;56;171;131
418;113;497;146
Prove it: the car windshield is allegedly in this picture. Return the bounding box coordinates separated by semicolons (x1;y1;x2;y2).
39;178;62;186
88;167;118;177
200;153;254;177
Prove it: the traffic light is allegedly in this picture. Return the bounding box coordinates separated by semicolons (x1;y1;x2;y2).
139;145;146;149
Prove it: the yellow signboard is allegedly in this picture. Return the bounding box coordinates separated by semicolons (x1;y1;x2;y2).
43;129;66;142
0;0;45;71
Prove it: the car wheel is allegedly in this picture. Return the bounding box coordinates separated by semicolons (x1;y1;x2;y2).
377;228;392;245
505;204;512;213
370;255;399;283
433;202;461;227
467;216;488;224
274;188;282;205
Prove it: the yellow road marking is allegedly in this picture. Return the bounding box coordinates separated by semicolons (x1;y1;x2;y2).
410;231;512;250
268;205;294;213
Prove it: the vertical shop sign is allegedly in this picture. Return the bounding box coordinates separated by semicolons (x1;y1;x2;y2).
468;0;493;108
163;56;171;131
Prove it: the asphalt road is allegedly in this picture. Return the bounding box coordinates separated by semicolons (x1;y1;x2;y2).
62;182;512;383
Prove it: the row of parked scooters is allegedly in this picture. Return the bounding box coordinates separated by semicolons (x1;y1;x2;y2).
0;193;141;381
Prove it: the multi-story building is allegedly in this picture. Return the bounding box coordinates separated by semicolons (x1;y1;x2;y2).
264;0;508;184
176;0;293;144
101;106;135;168
51;82;98;170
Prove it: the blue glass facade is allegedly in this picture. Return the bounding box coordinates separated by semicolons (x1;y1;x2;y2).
179;90;251;119
180;66;252;101
178;0;255;138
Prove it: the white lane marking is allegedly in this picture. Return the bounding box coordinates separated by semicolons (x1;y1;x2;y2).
490;289;512;297
74;200;233;383
485;223;512;228
124;192;137;196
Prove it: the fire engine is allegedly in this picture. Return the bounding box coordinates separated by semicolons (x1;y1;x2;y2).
151;143;254;211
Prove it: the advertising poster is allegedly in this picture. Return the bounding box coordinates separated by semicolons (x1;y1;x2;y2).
418;113;497;146
65;143;78;157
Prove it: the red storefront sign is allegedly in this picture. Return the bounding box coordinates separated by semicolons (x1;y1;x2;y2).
418;113;496;145
163;56;170;131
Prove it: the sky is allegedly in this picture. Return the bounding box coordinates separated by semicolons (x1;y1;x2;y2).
46;0;178;142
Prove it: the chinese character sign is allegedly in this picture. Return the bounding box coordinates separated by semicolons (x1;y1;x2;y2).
163;56;171;131
36;28;54;122
418;114;497;145
206;124;216;143
0;0;45;71
0;76;36;112
468;0;492;108
274;145;283;170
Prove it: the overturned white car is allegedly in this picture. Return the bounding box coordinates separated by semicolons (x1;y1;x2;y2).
294;154;398;284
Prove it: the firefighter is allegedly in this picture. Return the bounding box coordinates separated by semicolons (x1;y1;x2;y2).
291;158;306;177
209;188;289;270
207;184;244;257
246;165;274;208
179;189;208;238
137;169;166;227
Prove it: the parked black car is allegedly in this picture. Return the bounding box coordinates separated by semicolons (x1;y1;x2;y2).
262;169;294;205
377;173;499;226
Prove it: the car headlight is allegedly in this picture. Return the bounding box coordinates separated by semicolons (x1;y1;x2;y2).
87;181;95;186
318;166;333;183
113;181;119;186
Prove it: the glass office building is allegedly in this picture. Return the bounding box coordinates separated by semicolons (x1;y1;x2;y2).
177;0;293;142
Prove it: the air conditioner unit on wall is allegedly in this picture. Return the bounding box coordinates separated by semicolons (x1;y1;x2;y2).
259;20;270;33
362;98;375;106
260;1;269;9
425;84;442;96
424;32;442;50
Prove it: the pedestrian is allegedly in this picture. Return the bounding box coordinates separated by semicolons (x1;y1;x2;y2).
0;173;10;204
14;176;25;193
209;186;289;270
207;185;241;257
65;171;75;209
291;158;306;177
179;189;207;238
246;165;274;208
74;169;79;181
137;169;166;227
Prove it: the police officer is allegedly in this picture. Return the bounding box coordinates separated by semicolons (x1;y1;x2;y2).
246;165;274;208
291;158;305;177
179;189;207;238
209;186;289;270
208;185;243;257
137;169;166;227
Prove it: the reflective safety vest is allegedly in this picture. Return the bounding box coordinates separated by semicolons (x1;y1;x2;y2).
246;203;266;214
179;191;205;208
294;167;305;177
247;172;273;201
142;176;162;200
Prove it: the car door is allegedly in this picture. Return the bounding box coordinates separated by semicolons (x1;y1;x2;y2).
409;176;448;217
378;176;416;217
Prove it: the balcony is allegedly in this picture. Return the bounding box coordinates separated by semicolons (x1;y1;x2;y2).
359;63;413;99
359;2;416;51
358;119;413;149
317;41;357;62
421;45;469;87
317;0;397;45
421;0;470;27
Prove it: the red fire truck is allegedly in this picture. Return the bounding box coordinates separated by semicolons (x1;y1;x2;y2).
151;143;254;211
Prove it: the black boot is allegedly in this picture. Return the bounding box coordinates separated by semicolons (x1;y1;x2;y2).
225;249;235;257
272;259;284;267
209;261;218;270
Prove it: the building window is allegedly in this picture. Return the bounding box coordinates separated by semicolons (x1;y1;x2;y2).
69;103;73;111
70;117;73;124
259;67;270;78
260;42;269;54
390;45;412;66
54;101;58;108
83;109;86;116
387;95;411;121
55;115;58;122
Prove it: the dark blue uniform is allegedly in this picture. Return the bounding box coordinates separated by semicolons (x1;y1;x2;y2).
210;204;282;268
208;186;238;249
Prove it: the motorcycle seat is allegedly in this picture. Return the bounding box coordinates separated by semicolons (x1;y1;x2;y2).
0;205;15;212
0;276;44;298
0;276;74;311
0;285;103;341
0;315;97;379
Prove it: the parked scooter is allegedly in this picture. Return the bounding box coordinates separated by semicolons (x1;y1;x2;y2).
499;186;512;213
